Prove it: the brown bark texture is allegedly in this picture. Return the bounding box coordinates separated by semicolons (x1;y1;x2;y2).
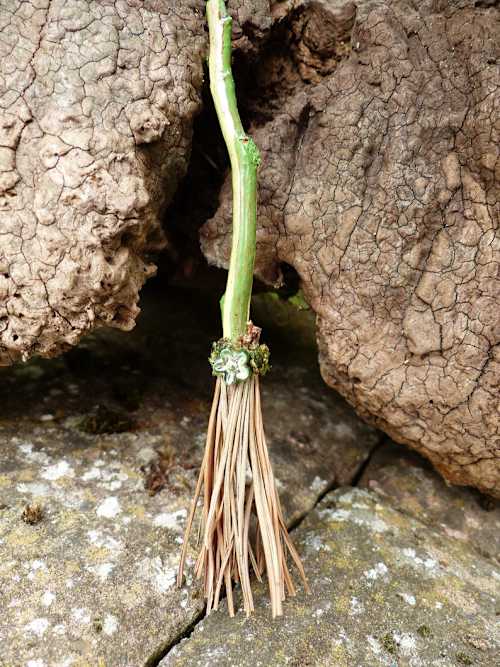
0;0;205;364
201;0;500;497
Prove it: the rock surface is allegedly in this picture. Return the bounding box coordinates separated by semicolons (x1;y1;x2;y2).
0;0;206;365
201;0;500;496
2;288;499;666
0;287;379;666
359;441;500;562
161;487;500;667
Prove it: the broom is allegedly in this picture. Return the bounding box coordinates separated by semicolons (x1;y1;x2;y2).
177;0;309;618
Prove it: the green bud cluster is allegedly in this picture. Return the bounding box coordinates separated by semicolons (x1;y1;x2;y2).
209;338;270;385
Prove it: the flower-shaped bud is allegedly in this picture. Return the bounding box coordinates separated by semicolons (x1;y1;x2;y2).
212;348;250;385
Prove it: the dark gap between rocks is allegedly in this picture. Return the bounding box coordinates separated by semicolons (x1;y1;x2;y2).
158;0;345;293
350;436;386;488
158;68;229;291
286;434;385;535
144;607;207;667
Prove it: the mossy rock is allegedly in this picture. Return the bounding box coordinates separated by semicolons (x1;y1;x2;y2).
251;291;316;352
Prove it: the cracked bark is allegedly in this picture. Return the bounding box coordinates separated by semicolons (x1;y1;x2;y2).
0;0;206;364
201;0;500;497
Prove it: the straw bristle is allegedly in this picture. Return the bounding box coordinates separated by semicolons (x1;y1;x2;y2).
177;375;309;617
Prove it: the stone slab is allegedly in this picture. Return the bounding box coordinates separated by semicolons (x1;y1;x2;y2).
359;441;500;562
162;487;500;667
0;288;379;666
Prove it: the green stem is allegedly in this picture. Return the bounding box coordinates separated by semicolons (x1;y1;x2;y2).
206;0;260;341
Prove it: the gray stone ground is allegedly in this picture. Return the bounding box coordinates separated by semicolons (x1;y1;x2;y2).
0;287;380;667
358;443;500;562
1;288;498;666
162;487;499;667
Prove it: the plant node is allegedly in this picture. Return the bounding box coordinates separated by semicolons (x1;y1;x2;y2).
209;322;271;385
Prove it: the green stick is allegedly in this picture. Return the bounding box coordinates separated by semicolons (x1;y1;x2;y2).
178;5;307;613
206;0;260;342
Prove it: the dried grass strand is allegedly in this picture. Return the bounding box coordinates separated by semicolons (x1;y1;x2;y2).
178;375;308;616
